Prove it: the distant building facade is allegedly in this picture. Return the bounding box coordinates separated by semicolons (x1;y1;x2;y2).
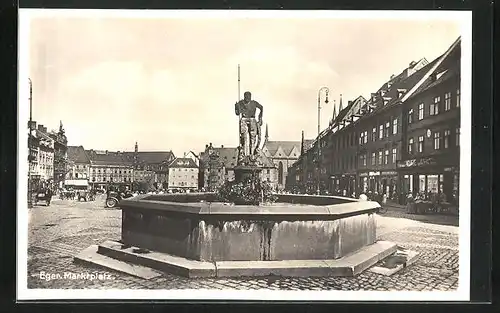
199;143;278;191
167;157;199;189
67;146;91;181
261;124;310;190
48;121;68;188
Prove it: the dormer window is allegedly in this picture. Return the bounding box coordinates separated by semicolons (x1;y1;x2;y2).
387;82;392;89
397;89;407;98
383;97;391;106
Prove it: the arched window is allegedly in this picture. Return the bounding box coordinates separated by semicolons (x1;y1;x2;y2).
278;161;284;186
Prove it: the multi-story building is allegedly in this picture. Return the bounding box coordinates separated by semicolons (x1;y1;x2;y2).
67;146;91;181
285;131;314;192
261;124;305;190
167;157;199;189
398;37;461;205
199;143;278;191
126;142;176;189
35;124;55;181
85;149;134;189
27;121;40;180
354;57;434;198
286;37;461;204
326;96;367;196
49;121;68;188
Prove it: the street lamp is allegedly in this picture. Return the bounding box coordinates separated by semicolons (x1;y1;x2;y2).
317;87;329;195
28;78;33;208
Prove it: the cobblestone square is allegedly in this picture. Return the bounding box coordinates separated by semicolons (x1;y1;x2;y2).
25;196;460;291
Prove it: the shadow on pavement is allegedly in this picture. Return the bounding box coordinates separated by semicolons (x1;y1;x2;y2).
381;207;459;227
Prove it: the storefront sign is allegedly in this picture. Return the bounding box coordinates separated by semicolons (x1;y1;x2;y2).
381;171;397;176
397;157;437;168
444;167;455;172
369;171;380;176
359;173;368;177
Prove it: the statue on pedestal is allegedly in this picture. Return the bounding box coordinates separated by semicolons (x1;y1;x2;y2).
234;91;263;165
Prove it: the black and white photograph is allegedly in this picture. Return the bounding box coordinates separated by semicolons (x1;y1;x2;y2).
17;9;472;301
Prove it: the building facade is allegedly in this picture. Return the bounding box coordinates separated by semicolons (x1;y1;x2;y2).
167;157;199;189
34;124;55;181
286;37;461;205
85;149;133;189
398;38;461;205
67;146;91;181
49;121;68;188
261;125;307;190
199;143;278;191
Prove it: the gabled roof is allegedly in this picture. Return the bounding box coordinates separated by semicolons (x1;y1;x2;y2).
68;146;91;164
168;157;198;168
263;141;302;157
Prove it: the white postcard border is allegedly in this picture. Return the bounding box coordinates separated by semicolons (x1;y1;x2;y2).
17;9;473;301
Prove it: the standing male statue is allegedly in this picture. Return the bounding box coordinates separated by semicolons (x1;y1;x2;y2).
234;91;263;159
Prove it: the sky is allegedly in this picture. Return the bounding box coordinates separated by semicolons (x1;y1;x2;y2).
26;12;462;156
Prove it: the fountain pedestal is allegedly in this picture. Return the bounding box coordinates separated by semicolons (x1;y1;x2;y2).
75;193;397;278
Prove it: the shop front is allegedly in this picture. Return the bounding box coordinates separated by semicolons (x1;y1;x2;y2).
397;155;459;205
331;173;356;197
357;170;398;199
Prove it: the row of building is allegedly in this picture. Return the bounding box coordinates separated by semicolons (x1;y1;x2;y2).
286;37;462;205
27;121;69;189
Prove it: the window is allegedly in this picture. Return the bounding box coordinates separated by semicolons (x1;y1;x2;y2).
456;89;460;107
444;130;451;148
418;103;424;120
384;122;390;137
360;154;367;167
456;127;460;146
430;96;440;115
408;109;414;124
359;132;364;145
434;131;441;150
408;138;414;154
392;148;397;163
364;131;368;144
444;92;452;111
384;150;389;165
372;127;377;142
393;118;398;135
379;125;384;139
371;152;376;165
418;136;424;153
378;150;383;165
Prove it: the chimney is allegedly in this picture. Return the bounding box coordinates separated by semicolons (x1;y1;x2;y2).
38;124;43;131
205;144;209;149
221;145;224;148
105;150;108;154
43;126;47;133
409;61;416;68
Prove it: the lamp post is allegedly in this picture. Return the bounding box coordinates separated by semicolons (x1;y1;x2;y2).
317;87;329;195
28;78;33;208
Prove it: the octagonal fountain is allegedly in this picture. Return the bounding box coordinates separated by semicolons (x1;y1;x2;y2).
75;94;398;278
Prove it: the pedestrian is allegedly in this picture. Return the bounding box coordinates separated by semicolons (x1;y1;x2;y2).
359;193;368;201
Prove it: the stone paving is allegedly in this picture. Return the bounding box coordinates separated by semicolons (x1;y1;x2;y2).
25;195;460;291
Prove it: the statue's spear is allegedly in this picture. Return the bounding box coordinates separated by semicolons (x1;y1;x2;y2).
237;64;242;149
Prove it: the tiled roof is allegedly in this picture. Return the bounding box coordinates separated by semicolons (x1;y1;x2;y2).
263;141;301;157
68;146;91;164
168;157;198;168
130;151;175;164
86;150;132;166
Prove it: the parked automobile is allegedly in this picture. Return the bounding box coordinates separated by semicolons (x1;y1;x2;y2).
35;188;53;206
105;191;136;208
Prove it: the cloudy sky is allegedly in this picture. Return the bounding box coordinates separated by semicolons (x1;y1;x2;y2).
26;12;462;156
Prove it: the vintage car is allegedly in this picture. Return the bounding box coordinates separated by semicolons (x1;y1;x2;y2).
35;189;52;206
105;191;136;208
76;189;95;202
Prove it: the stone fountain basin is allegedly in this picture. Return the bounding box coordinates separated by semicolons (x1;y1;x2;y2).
118;193;380;262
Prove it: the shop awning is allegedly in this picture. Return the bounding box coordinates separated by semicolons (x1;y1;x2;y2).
64;179;89;186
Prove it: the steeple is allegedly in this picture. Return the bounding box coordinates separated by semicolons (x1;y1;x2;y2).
59;120;65;134
134;141;138;153
332;99;337;121
300;130;305;155
339;94;343;112
264;123;269;143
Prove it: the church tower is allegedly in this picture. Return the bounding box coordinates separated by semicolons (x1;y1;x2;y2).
133;142;139;169
300;130;305;155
